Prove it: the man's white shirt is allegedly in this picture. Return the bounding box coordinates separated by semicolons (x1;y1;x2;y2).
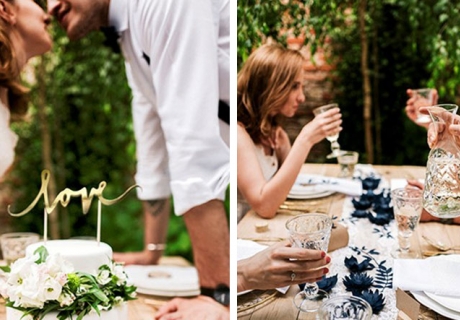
108;0;230;215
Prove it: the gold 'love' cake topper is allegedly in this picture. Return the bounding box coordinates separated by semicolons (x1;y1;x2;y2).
7;169;139;244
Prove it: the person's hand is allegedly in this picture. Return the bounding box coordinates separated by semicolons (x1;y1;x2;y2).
405;89;438;129
237;241;330;292
419;106;460;148
154;296;229;320
300;107;342;146
113;250;160;266
406;179;460;224
406;180;436;222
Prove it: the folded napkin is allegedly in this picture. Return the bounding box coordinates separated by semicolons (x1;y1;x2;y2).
237;239;289;294
390;179;425;191
329;223;349;252
354;164;377;177
294;174;362;196
393;258;460;297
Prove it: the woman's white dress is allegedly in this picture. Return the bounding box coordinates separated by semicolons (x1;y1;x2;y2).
0;101;18;179
237;143;278;222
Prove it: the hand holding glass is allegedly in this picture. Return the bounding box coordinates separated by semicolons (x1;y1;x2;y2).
423;104;460;218
285;214;332;313
411;88;434;125
313;103;342;159
391;188;423;258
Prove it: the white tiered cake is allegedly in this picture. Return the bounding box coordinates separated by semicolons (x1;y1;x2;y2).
6;240;129;320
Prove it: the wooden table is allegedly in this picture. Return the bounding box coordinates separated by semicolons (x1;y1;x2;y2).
0;256;192;320
237;163;460;319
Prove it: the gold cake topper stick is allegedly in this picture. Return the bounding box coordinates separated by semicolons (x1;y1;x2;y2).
7;169;139;244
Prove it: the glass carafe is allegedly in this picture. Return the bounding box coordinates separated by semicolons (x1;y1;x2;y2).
423;104;460;218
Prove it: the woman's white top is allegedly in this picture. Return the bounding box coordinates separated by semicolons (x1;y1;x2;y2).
0;101;18;179
237;143;278;222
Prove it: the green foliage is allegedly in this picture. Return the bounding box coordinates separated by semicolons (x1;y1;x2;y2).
237;0;460;165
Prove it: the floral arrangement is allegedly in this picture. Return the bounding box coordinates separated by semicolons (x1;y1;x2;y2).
351;177;394;226
0;246;136;320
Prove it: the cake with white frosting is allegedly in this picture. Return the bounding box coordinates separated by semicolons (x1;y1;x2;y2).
3;240;133;320
27;240;112;275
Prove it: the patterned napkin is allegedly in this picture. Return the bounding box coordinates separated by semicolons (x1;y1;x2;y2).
294;174;362;196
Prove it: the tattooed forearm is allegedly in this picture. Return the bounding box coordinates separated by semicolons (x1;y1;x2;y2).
144;199;168;217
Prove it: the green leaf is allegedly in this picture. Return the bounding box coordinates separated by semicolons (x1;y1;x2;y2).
34;246;49;264
0;265;11;273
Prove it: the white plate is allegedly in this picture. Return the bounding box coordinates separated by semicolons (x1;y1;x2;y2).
287;190;334;199
135;286;200;297
237;289;252;296
424;254;460;312
412;291;460;320
289;184;323;195
124;265;200;297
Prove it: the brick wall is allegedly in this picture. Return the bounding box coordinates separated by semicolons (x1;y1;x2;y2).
285;38;336;162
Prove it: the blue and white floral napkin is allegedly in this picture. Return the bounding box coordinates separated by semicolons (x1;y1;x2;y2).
294;174;362;196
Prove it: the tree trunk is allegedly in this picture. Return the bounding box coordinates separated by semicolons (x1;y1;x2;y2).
37;57;60;239
359;0;374;163
371;4;381;164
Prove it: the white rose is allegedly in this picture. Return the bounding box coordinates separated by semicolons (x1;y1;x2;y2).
58;292;75;307
113;296;124;306
45;254;74;276
43;277;63;301
97;270;111;285
8;262;46;308
112;265;127;286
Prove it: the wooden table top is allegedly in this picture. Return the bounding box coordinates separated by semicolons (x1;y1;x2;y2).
237;163;460;320
0;256;192;320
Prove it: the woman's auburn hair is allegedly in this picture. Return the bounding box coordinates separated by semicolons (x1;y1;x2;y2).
237;43;305;144
0;3;29;120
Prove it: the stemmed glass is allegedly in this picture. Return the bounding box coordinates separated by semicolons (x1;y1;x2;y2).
411;88;435;125
313;103;343;159
318;295;373;320
285;214;333;313
391;187;423;258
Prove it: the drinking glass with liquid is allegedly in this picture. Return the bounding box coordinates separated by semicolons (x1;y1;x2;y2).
337;151;359;178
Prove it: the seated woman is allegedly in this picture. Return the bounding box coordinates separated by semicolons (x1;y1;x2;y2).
237;44;342;221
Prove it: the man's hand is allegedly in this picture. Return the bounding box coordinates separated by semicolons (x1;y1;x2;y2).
154;296;229;320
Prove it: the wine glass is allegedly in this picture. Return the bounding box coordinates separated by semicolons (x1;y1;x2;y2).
411;88;435;125
313;103;343;159
318;295;373;320
391;187;423;258
285;214;333;313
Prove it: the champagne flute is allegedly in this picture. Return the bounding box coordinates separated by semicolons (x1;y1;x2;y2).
391;187;423;258
313;103;343;159
285;214;333;313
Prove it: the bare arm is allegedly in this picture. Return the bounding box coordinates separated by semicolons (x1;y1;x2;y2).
237;108;342;218
113;199;170;265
